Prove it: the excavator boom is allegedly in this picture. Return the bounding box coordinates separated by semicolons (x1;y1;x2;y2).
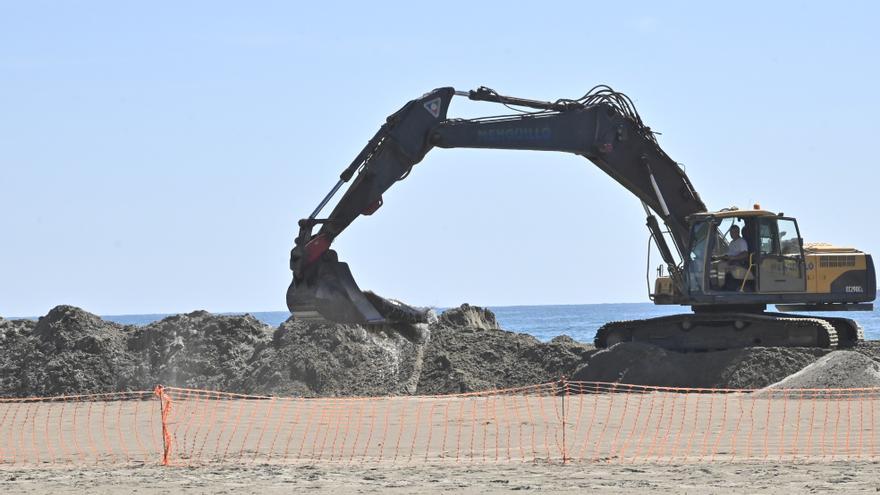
288;86;706;324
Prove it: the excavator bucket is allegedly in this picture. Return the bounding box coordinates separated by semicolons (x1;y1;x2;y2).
287;257;385;324
287;254;432;325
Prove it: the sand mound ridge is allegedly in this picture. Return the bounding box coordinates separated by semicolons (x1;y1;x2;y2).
1;306;138;396
572;342;828;389
3;304;879;397
760;351;880;390
417;305;595;394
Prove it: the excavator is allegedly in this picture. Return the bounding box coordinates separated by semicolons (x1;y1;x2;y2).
286;85;876;351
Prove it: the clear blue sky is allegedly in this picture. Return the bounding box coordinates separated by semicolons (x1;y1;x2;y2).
2;2;878;316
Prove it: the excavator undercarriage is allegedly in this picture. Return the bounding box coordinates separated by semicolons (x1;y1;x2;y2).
595;311;863;351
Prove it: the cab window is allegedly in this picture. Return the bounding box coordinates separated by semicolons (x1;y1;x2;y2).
710;218;744;259
757;218;802;258
778;219;801;256
687;221;710;292
759;221;777;255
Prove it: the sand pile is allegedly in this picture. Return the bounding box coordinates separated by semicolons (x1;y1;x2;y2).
0;306;140;396
0;317;39;396
131;312;430;396
0;306;432;397
416;305;596;394
571;342;828;389
261;319;429;396
2;304;878;397
435;303;500;330
760;350;880;390
2;304;595;397
128;311;275;393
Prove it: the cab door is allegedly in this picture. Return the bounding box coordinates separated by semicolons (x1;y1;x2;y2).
757;217;806;292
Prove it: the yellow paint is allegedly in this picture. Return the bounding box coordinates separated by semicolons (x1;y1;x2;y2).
805;253;867;294
654;276;674;297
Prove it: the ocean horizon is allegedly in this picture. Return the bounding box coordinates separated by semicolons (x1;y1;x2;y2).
9;302;880;343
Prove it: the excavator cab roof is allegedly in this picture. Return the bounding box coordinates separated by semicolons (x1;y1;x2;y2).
690;208;782;221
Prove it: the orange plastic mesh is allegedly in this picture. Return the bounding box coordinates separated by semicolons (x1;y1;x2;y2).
2;381;880;466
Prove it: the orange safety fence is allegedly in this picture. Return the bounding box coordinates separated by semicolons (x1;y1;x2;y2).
0;391;161;466
2;381;880;466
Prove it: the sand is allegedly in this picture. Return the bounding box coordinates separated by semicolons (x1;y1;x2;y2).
2;462;880;494
573;342;829;389
3;389;877;466
4;391;880;493
1;305;598;397
762;351;880;390
5;307;880;493
4;304;860;398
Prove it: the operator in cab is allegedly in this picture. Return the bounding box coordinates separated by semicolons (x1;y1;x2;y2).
720;225;749;264
711;224;752;291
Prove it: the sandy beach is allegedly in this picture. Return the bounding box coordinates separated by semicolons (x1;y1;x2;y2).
2;461;880;494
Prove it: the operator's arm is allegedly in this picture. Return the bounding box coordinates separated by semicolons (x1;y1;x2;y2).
714;239;749;262
721;251;749;262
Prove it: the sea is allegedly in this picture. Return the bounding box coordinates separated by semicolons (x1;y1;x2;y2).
51;303;880;343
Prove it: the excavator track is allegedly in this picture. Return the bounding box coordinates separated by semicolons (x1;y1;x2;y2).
594;312;838;351
765;312;863;348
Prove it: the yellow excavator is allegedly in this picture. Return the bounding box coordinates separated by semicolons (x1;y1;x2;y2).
287;86;875;351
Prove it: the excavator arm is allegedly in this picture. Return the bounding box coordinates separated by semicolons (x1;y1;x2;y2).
288;86;707;324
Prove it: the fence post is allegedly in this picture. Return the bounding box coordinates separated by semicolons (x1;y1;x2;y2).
560;376;568;464
154;385;173;466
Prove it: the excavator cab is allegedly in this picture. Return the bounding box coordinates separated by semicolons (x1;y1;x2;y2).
685;209;817;298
